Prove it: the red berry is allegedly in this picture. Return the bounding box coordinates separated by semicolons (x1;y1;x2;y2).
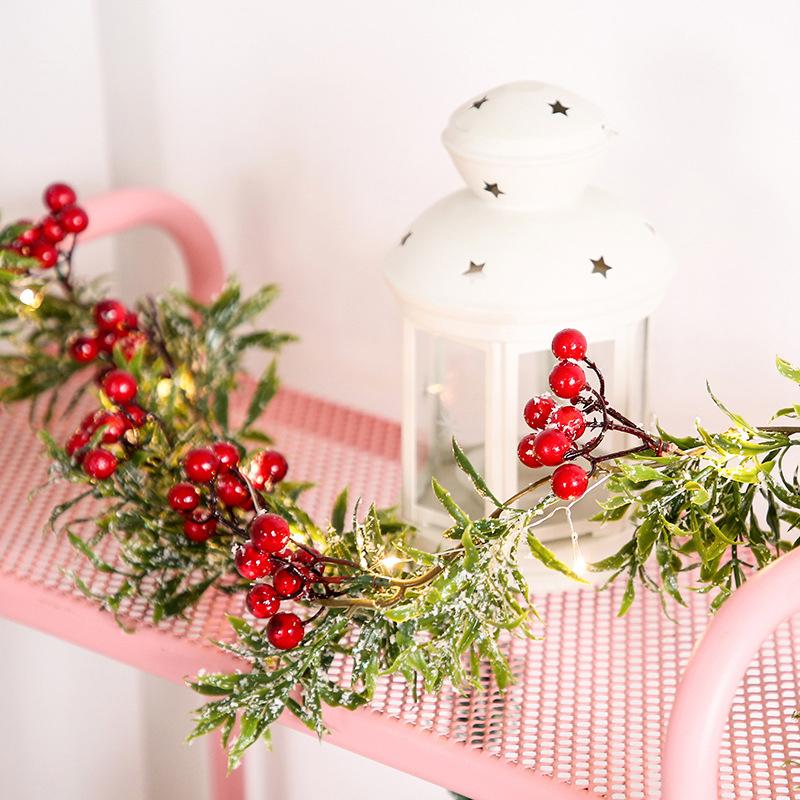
32;242;58;268
215;472;251;507
517;434;542;468
94;299;127;332
124;311;139;330
102;369;137;404
43;183;77;212
183;509;217;542
17;224;40;245
550;406;586;440
250;513;291;553
66;430;90;457
40;216;65;243
551;463;589;501
549;361;586;399
533;428;572;467
523;394;556;430
59;205;89;234
273;566;305;598
245;584;281;619
122;404;147;428
210;441;239;472
267;612;304;650
95;330;119;355
82;448;118;479
234;542;275;580
247;450;288;489
551;328;588;361
168;482;200;512
291;548;318;566
183;447;220;483
69;335;99;364
94;410;129;443
79;410;100;433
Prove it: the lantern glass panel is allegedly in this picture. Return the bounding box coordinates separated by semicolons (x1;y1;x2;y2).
414;330;485;520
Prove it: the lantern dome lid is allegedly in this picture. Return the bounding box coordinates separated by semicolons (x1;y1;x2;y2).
384;188;674;342
442;81;607;163
384;81;675;343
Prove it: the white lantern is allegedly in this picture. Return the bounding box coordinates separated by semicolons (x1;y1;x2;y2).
384;81;674;541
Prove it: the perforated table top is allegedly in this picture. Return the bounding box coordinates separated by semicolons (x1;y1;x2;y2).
0;390;798;800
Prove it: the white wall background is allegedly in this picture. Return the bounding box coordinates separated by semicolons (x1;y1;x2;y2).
2;1;799;798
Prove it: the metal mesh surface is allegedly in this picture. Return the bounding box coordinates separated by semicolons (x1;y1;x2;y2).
0;390;799;798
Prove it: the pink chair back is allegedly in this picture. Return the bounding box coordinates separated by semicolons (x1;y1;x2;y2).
82;187;226;302
663;546;800;798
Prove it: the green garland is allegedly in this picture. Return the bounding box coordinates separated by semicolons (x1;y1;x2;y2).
1;186;799;770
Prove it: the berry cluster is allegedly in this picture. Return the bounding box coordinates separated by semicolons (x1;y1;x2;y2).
68;298;146;367
1;183;88;269
518;328;662;501
166;444;307;649
167;445;289;526
65;369;145;479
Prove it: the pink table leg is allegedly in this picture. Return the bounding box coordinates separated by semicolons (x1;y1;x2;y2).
208;734;246;800
82;187;237;799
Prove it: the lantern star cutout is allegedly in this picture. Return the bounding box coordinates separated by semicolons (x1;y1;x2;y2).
464;261;485;276
471;96;489;109
483;181;504;198
400;231;412;246
591;256;612;278
549;100;569;116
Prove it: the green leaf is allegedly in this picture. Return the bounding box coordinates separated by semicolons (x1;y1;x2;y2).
242;360;279;429
451;438;501;506
331;489;348;535
526;532;588;583
618;575;636;616
620;464;666;484
635;515;660;561
776;356;800;384
706;382;760;436
431;477;471;527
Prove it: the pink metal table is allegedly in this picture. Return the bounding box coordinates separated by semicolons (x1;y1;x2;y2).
1;189;798;800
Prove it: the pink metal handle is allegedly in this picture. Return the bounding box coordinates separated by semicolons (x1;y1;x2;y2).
82;188;225;302
663;545;800;799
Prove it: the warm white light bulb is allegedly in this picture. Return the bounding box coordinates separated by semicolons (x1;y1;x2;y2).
380;555;404;570
19;289;42;308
